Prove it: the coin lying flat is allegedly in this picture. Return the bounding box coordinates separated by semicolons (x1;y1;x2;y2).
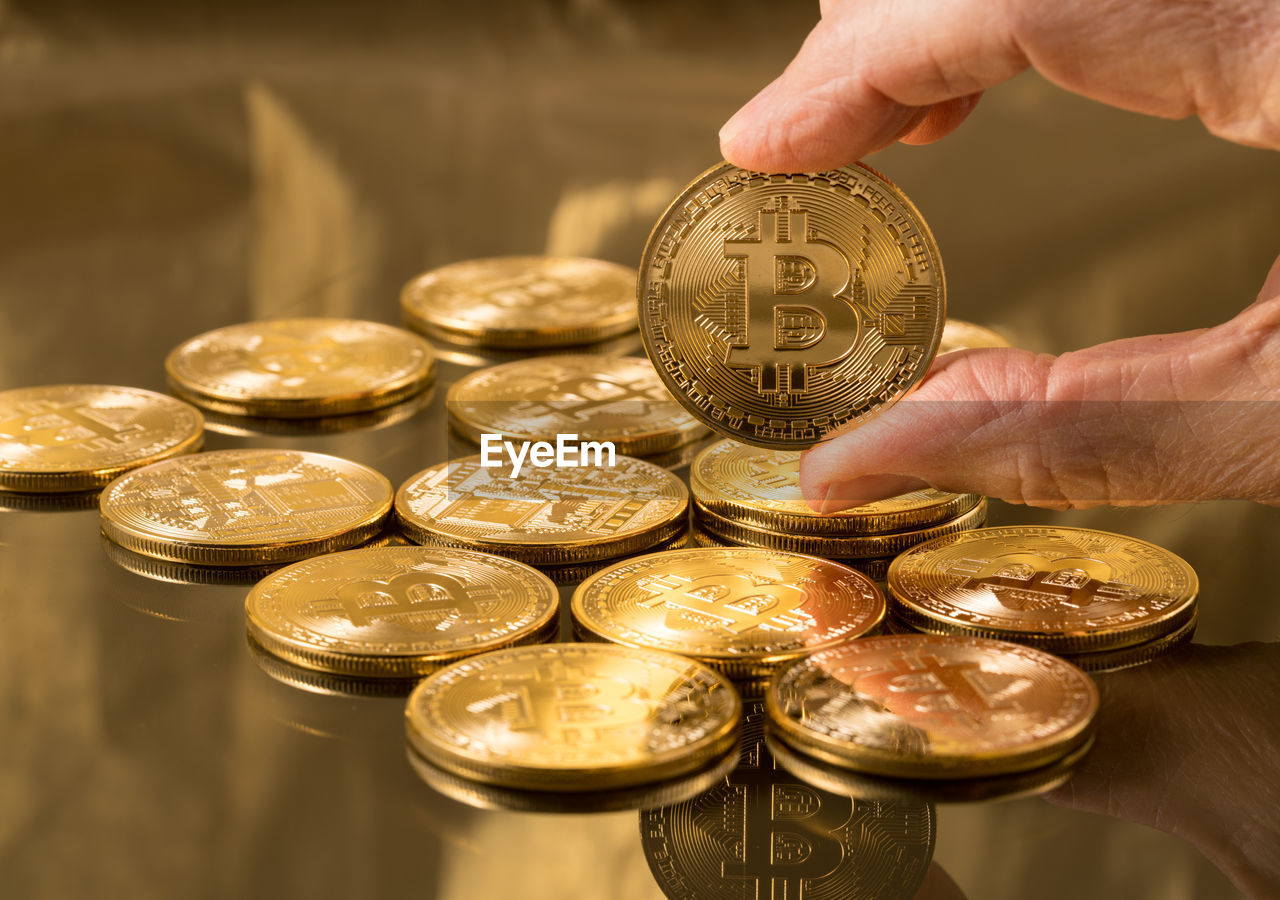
692;439;981;535
639;163;944;449
447;355;708;457
938;319;1012;354
887;525;1199;653
245;546;559;678
405;642;741;791
401;256;638;348
100;448;392;565
0;385;203;493
767;634;1099;779
572;548;885;679
640;700;935;900
395;454;688;565
166;318;435;417
695;498;988;560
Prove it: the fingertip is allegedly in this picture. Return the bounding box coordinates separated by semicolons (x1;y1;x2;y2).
899;92;983;146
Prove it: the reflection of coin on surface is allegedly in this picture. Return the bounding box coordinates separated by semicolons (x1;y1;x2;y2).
640;699;935;900
937;319;1012;354
100;448;393;565
401;256;638;348
166;318;435;417
639;163;944;449
0;384;203;493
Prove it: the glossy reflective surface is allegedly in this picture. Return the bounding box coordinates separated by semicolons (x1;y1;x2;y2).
2;2;1279;898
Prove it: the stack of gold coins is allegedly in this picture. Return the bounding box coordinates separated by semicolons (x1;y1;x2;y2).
100;448;393;566
446;354;709;464
885;525;1199;672
690;440;986;581
571;547;886;683
400;256;638;349
166;318;434;418
766;633;1099;780
404;642;741;792
0;385;203;494
394;454;688;581
246;546;559;680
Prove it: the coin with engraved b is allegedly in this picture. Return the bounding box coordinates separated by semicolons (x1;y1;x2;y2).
767;634;1098;779
405;642;741;790
572;547;885;679
887;525;1199;653
246;546;559;678
100;448;393;565
639;163;944;449
166;318;435;417
0;385;203;493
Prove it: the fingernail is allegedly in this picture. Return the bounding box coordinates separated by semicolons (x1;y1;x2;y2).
819;475;932;514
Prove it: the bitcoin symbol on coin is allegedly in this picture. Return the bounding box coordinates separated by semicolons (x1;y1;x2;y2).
853;653;1031;732
638;570;814;635
1;403;143;449
724;207;860;394
490;660;657;743
304;570;486;627
240;334;355;378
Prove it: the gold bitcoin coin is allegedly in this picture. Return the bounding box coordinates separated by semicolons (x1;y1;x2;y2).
938;319;1012;354
394;454;688;565
404;642;741;791
640;700;935;900
767;634;1099;779
572;548;885;678
695;498;987;559
401;256;638;348
100;448;392;565
447;355;708;457
1060;611;1198;674
166;318;435;417
0;385;203;493
246;546;559;678
692;439;981;535
887;525;1198;653
639;163;944;449
687;522;896;581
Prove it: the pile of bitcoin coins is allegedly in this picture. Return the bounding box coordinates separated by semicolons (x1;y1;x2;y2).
0;161;1206;894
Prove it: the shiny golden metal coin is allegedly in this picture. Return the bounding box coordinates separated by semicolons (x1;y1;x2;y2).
640;699;935;900
100;448;392;565
1060;611;1198;674
446;354;708;457
887;525;1199;653
692;439;981;535
401;256;638;348
686;523;896;581
245;546;559;678
572;548;885;678
767;634;1099;779
404;642;742;791
0;385;203;493
639;162;944;449
695;498;987;559
394;454;688;565
938;318;1012;354
166;318;435;418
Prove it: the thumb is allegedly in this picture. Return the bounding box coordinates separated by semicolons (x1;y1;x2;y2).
798;304;1280;510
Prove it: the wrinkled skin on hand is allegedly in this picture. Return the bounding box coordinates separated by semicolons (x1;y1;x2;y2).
720;0;1280;510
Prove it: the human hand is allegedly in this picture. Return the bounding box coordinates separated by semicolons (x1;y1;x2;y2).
719;0;1280;510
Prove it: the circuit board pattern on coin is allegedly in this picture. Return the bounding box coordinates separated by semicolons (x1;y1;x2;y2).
572;548;885;677
768;634;1098;778
395;454;688;564
692;439;980;535
639;164;944;448
405;642;741;790
887;526;1199;652
166;318;435;417
401;256;638;348
640;700;934;900
0;385;204;492
447;354;708;456
246;547;559;677
100;448;392;564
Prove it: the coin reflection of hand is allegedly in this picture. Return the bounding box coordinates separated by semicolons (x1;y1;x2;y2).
1042;643;1280;897
718;0;1280;511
